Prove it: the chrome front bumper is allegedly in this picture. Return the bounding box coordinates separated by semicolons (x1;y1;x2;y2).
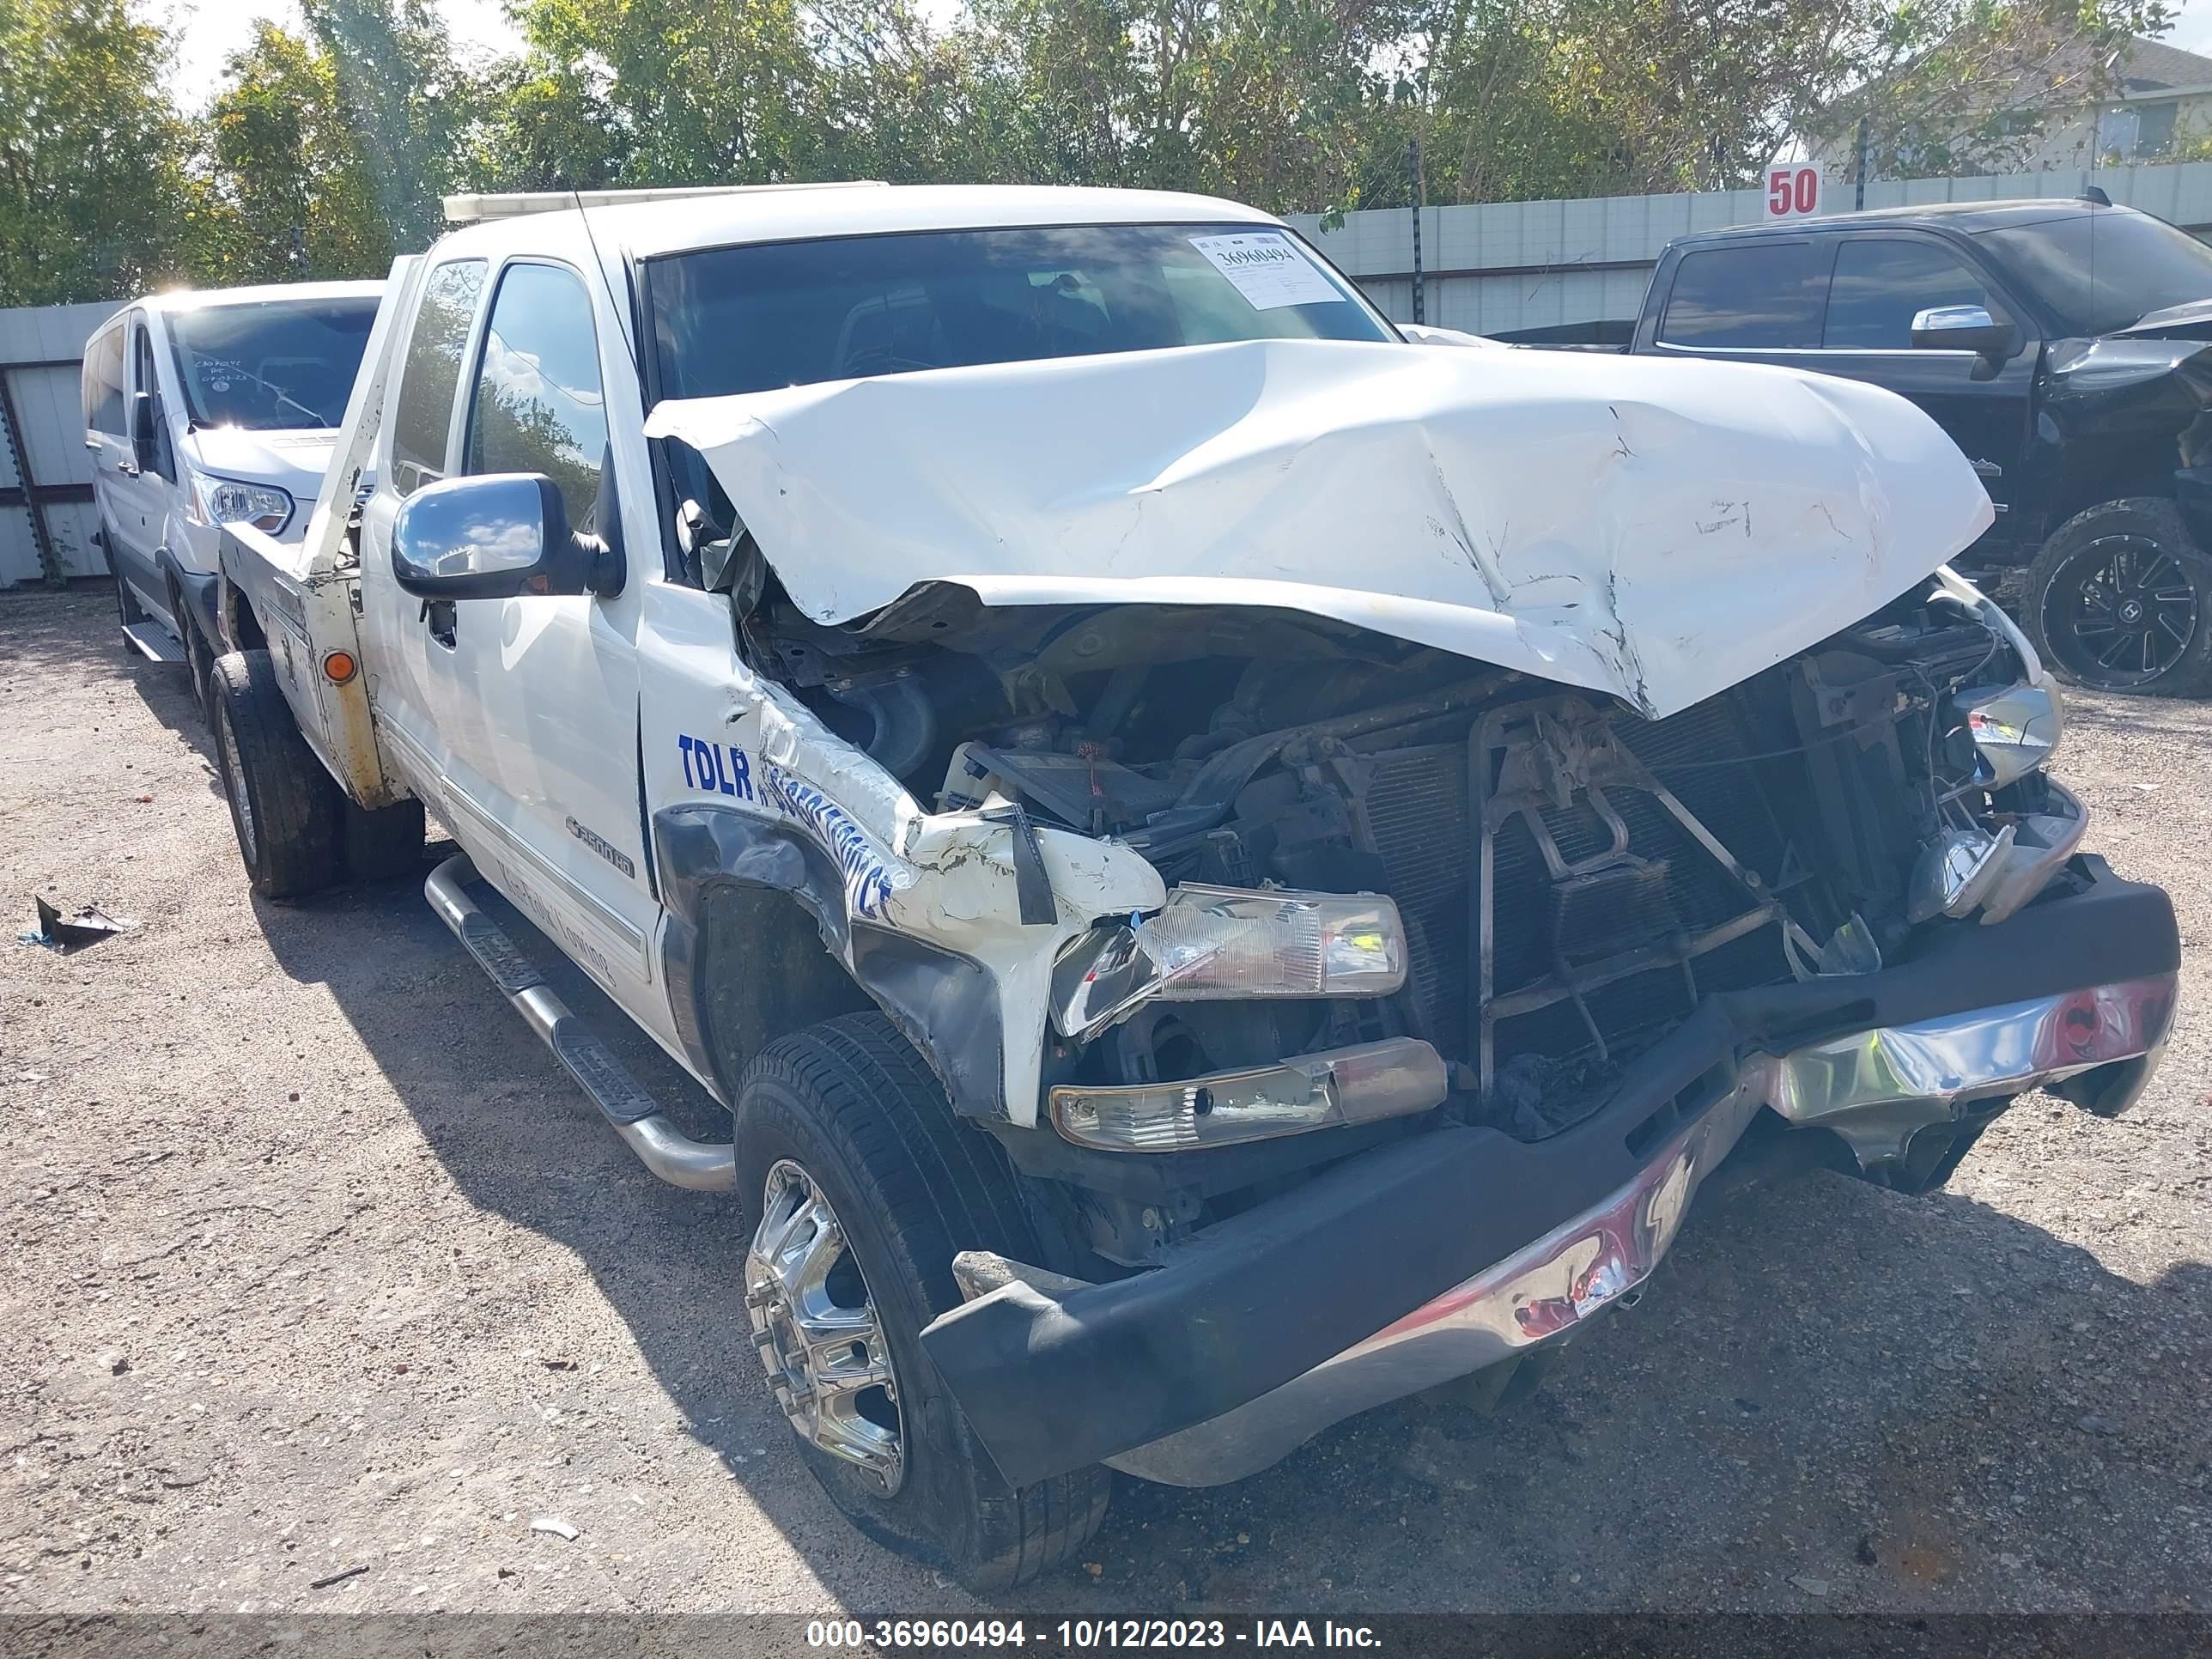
1104;970;2176;1487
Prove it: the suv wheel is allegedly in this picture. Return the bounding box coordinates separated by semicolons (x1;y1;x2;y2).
210;648;344;900
734;1012;1110;1590
2024;499;2212;696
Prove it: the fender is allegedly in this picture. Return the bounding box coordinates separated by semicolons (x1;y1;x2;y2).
654;804;1006;1118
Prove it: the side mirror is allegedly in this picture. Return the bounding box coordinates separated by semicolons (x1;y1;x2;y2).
131;391;159;475
1911;305;2019;363
390;473;622;601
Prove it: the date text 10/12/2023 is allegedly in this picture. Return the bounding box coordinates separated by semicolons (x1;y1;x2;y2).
805;1621;1385;1650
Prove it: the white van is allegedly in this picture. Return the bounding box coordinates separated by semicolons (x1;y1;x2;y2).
82;281;383;706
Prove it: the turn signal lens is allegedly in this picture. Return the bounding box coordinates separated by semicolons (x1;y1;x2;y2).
1050;1037;1447;1152
322;650;357;684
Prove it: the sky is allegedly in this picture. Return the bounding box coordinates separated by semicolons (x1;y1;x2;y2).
163;0;2212;109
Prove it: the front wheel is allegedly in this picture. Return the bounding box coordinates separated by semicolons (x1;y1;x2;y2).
210;648;344;900
2023;499;2212;696
735;1012;1110;1590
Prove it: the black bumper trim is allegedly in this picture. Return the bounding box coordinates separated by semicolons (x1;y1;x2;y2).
921;858;2178;1490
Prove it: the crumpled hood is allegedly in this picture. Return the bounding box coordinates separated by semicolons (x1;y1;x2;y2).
646;338;1991;718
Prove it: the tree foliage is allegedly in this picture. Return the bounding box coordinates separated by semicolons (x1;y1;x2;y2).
0;0;2185;306
0;0;194;304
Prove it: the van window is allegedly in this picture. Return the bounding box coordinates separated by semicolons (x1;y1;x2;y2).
131;324;175;481
167;296;378;431
464;263;607;533
82;327;128;434
390;259;487;497
1825;240;1993;348
1660;242;1829;349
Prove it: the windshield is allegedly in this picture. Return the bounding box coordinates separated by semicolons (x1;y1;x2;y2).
167;297;379;430
1976;209;2212;336
645;222;1394;399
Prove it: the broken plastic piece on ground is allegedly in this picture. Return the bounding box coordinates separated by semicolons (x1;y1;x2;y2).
20;896;137;953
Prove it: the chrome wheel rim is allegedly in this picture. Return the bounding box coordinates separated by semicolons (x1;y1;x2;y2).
2041;533;2201;688
744;1159;903;1492
217;700;257;863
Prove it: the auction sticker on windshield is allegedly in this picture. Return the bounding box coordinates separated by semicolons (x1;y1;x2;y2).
1188;231;1341;310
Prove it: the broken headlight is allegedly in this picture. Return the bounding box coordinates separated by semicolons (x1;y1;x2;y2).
1954;681;2063;789
1048;884;1407;1040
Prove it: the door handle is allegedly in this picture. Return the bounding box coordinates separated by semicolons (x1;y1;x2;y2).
421;597;457;649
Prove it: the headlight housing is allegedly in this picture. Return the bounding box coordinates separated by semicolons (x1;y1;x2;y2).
1049;884;1407;1040
1954;681;2063;789
1051;1037;1447;1152
186;468;293;535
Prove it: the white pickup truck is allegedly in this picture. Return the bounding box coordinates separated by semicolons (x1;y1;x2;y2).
210;183;2179;1589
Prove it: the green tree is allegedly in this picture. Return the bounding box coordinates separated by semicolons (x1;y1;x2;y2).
195;21;384;283
0;0;193;306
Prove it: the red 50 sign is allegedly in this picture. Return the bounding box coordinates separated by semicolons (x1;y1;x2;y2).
1765;162;1824;220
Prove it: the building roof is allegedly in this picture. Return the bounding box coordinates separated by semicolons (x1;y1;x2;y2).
2109;33;2212;94
1998;33;2212;109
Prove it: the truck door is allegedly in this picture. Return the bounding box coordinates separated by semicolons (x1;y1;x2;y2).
358;256;489;795
1651;233;2033;559
1804;234;2036;555
428;256;663;1006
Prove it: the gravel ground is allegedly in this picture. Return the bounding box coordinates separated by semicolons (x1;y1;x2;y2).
2;585;2207;1619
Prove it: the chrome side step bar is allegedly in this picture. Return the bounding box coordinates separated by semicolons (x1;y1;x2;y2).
424;854;735;1191
121;620;187;664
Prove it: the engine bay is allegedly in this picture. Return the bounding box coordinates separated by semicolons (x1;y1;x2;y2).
741;568;2058;1150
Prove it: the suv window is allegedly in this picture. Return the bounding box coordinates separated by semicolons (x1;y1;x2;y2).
1825;240;1994;348
1660;241;1828;349
83;326;127;435
390;259;487;497
463;262;607;534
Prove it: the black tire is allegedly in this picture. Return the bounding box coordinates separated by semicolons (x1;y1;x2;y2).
343;795;427;883
735;1012;1110;1590
2022;498;2212;696
171;579;215;725
209;648;344;900
106;532;146;638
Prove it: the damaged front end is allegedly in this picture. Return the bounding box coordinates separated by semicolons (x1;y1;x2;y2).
822;569;2173;1492
647;342;2175;1497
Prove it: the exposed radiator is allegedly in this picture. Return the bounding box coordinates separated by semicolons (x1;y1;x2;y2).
1359;692;1800;1081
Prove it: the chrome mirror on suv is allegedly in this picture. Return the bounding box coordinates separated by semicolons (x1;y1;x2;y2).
389;473;622;601
1910;305;2020;363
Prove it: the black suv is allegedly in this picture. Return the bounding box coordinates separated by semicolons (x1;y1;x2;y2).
1613;198;2212;696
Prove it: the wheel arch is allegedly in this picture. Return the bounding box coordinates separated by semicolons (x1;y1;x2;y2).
654;804;1008;1120
217;574;267;653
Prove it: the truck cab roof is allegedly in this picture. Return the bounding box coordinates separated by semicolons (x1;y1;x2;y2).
1670;198;2120;247
425;182;1283;264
